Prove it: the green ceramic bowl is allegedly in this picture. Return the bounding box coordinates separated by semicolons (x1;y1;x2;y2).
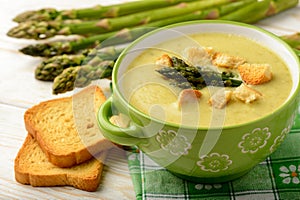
97;20;300;183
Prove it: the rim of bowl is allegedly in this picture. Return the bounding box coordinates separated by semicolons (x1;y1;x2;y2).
112;20;300;130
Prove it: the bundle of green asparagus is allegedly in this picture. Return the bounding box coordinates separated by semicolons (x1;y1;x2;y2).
13;0;201;22
8;0;248;40
6;0;300;94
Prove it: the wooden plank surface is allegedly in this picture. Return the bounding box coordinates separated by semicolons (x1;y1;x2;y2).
0;0;299;199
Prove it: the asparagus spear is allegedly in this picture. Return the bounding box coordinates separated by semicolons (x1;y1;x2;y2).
52;67;80;94
281;33;300;50
52;60;114;94
221;0;299;23
35;46;123;81
141;0;256;26
19;27;154;57
156;56;242;90
35;54;85;81
294;48;300;57
20;41;75;57
13;0;200;23
8;0;239;40
19;0;258;57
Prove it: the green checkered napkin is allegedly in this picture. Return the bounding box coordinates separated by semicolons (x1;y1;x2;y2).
127;113;300;200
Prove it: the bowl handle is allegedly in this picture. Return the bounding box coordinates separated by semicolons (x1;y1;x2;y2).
97;97;144;146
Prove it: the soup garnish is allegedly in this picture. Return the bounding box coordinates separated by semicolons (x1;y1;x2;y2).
154;46;272;109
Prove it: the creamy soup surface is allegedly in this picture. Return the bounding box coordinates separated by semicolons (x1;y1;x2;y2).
120;33;292;127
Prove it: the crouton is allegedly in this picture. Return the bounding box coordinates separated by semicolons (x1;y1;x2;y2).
204;47;216;56
208;89;232;109
237;63;272;85
177;89;202;109
156;54;173;67
183;47;213;67
212;52;246;69
109;113;131;128
233;83;262;103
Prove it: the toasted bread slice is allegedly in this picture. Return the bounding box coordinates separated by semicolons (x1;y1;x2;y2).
24;85;113;167
14;134;106;192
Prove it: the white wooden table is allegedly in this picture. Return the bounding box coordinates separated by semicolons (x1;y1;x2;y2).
0;1;299;199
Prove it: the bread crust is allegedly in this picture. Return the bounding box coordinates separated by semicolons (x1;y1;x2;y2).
24;85;113;167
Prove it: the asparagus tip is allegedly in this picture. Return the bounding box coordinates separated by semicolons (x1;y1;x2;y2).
13;8;58;23
7;21;60;40
52;66;80;94
19;42;73;57
19;44;42;57
7;24;31;39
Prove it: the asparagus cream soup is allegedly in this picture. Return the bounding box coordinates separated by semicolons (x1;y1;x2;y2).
120;33;292;127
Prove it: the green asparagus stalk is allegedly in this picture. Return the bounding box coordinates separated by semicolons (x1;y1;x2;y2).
52;60;114;94
83;46;124;63
76;60;114;86
8;0;239;40
221;0;299;23
281;33;300;50
35;54;85;81
141;0;256;27
19;27;154;57
19;0;258;57
293;48;300;57
13;0;200;23
52;67;80;94
35;46;124;81
20;41;75;57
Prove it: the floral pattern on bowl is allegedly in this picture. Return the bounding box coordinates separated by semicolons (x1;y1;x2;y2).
156;130;191;156
197;153;232;172
238;127;271;154
270;126;290;154
270;113;295;153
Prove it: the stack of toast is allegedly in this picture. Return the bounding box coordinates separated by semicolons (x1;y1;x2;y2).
14;85;114;192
